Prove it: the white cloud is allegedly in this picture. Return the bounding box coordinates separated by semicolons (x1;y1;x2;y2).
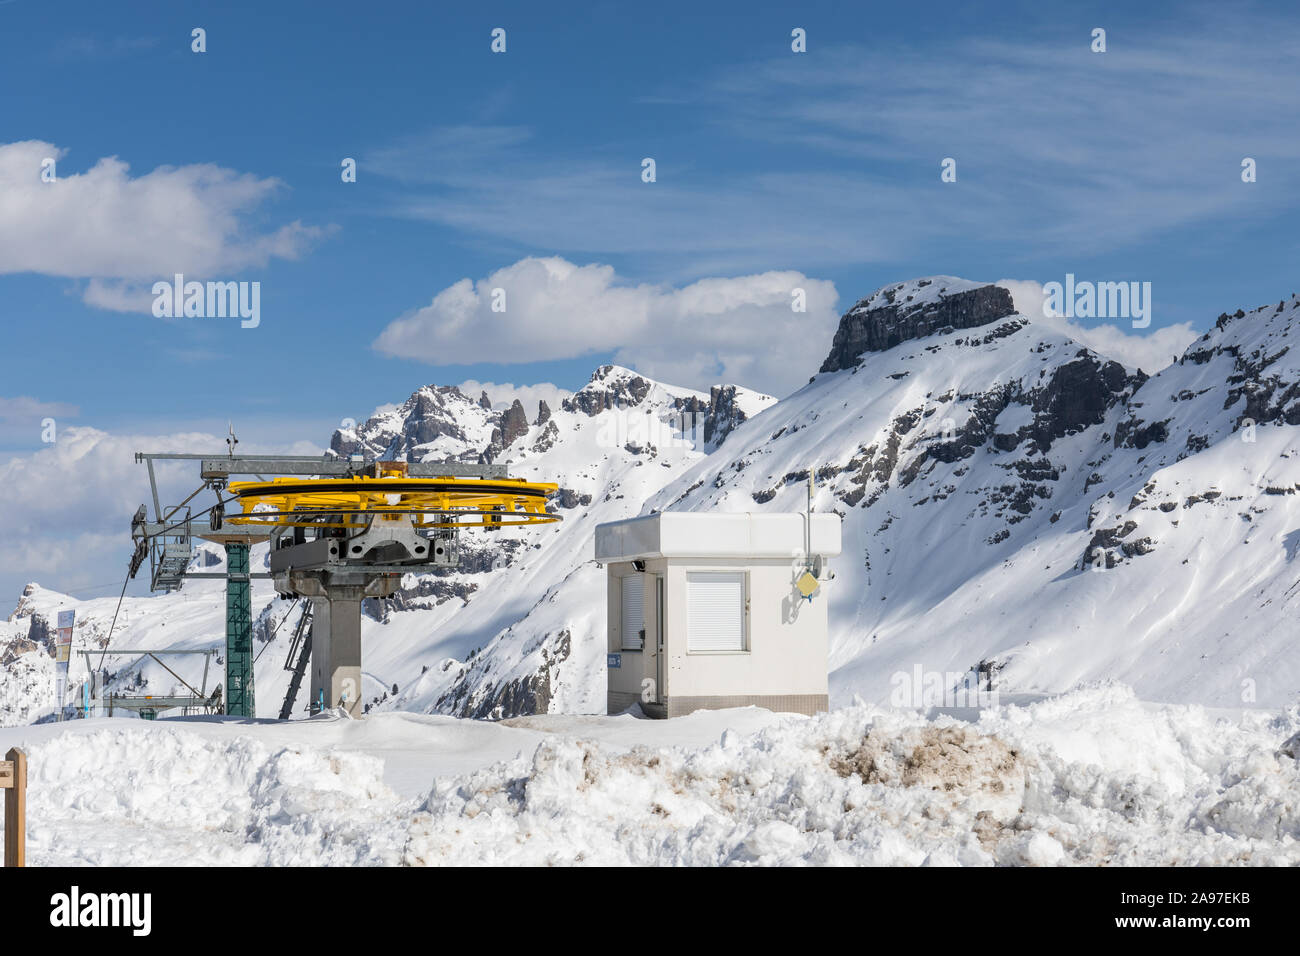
0;395;79;446
0;395;79;422
374;256;839;397
998;279;1198;374
0;426;321;604
0;140;327;310
80;279;159;314
456;380;572;420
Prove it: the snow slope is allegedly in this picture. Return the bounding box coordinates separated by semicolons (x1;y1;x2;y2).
649;279;1300;709
0;686;1295;866
5;277;1300;723
3;368;774;723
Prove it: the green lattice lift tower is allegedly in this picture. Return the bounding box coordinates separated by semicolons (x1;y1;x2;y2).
224;542;255;716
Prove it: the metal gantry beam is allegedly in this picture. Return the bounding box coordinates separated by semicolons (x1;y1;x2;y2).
134;452;508;480
76;649;224;719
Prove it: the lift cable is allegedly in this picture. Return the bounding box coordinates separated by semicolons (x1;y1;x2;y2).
142;652;205;701
159;483;212;525
95;571;133;675
101;495;236;673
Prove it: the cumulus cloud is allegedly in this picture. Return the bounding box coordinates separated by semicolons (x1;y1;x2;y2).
0;140;328;310
998;279;1198;375
0;395;79;446
374;257;840;397
0;395;79;422
80;279;159;314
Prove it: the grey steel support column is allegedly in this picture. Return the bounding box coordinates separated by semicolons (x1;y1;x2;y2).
309;589;363;717
281;569;398;720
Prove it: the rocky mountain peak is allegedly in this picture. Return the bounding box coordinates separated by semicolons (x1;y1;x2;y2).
487;399;530;455
561;365;654;416
820;277;1017;372
330;383;496;462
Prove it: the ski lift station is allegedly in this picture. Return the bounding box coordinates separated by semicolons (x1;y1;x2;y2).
595;511;842;719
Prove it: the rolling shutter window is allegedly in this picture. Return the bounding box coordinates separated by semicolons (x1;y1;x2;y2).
621;575;645;650
687;572;745;652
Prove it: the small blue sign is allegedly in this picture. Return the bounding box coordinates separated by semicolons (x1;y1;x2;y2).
57;609;75;629
607;653;621;669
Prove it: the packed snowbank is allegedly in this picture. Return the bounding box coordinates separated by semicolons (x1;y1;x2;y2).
410;684;1300;865
1;684;1296;866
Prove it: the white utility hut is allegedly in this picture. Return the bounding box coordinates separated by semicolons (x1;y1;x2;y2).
594;511;842;718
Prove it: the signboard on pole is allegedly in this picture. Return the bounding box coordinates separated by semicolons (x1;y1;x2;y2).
55;610;74;719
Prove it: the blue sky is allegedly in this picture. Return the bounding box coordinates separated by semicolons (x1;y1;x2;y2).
1;0;1298;597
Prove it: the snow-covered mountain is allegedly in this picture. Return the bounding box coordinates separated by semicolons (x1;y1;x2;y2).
6;275;1300;724
649;277;1300;709
3;368;775;723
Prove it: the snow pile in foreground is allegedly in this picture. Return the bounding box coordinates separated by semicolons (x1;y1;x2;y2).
12;684;1300;866
24;728;411;866
411;685;1300;866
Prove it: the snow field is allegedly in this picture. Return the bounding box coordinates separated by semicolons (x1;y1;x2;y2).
4;684;1296;866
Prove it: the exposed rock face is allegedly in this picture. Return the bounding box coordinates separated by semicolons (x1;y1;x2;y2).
1027;353;1137;451
1118;293;1300;458
490;399;530;452
364;578;479;622
530;420;559;453
562;365;653;416
820;280;1016;372
1187;304;1300;427
437;629;572;719
554;487;594;510
672;384;757;450
0;636;41;666
11;585;54;652
535;399;551;426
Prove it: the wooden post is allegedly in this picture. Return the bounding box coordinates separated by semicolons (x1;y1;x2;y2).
2;747;26;867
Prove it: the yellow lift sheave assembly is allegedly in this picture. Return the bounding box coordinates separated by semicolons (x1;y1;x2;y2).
227;470;559;530
128;452;561;719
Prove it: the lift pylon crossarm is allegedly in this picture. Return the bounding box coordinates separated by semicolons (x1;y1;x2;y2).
77;648;224;718
134;452;508;481
224;474;561;530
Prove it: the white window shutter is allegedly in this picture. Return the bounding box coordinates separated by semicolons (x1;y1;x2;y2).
621;575;645;650
686;572;745;652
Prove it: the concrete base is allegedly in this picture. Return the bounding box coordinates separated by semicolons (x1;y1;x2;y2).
277;570;399;720
310;593;363;717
